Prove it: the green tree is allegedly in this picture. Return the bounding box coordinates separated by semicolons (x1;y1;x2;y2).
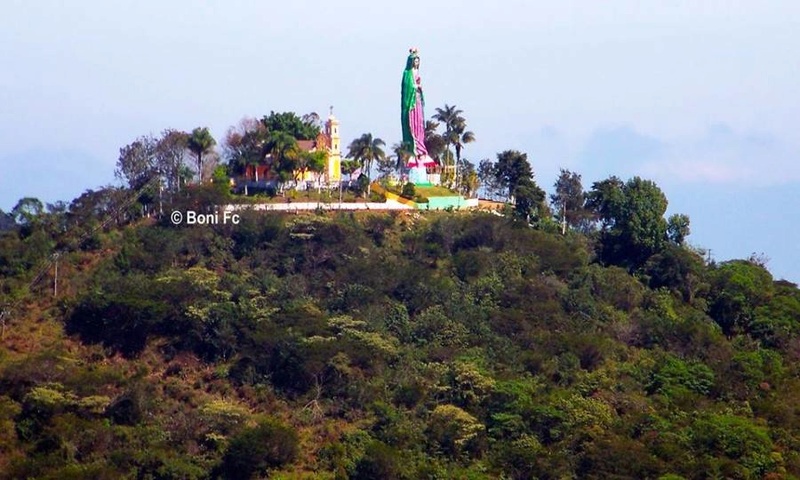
297;149;327;191
115;135;161;215
457;159;480;198
302;111;321;130
647;354;715;397
477;158;502;200
401;182;416;198
433;104;460;158
187;127;217;183
551;168;588;234
222;117;269;180
261;111;320;140
211;165;231;198
513;178;547;223
265;131;299;193
155;129;190;194
67;187;127;232
341;159;360;182
708;259;774;336
690;414;776;477
347;133;386;195
667;213;691;245
452;122;476;170
220;419;299;479
423;120;446;165
751;280;800;348
584;175;625;228
376;158;395;181
491;150;547;221
645;244;708;304
0;208;15;231
391;142;412;173
352;442;408;480
493;150;532;201
433;104;475;189
587;176;679;269
428;404;485;458
11;197;45;227
116;135;157;190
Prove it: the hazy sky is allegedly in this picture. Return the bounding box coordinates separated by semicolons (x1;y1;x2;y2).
2;1;799;281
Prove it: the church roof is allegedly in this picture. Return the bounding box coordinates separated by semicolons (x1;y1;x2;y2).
296;132;331;152
297;140;315;151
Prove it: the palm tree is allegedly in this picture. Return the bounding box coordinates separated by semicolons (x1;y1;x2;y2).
347;133;386;196
424;121;446;166
452;123;476;168
458;159;480;198
187;127;217;183
433;105;475;190
390;142;411;172
452;123;475;191
265;131;299;194
341;159;359;182
336;159;357;202
433;105;461;159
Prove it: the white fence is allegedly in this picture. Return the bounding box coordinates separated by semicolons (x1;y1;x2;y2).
223;198;479;213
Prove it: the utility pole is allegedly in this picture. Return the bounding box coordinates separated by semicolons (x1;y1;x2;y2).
0;308;7;339
52;252;60;298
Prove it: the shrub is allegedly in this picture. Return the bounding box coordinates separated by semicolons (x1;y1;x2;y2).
66;274;168;357
352;441;408;480
647;355;715;397
428;404;485;457
200;399;250;435
354;174;369;197
401;182;416;199
690;414;776;476
219;418;299;479
318;430;372;476
106;391;144;426
369;191;386;202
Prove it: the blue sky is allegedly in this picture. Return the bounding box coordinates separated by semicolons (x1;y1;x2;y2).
1;1;798;282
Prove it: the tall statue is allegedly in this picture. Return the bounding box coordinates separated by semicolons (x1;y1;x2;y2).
401;48;435;177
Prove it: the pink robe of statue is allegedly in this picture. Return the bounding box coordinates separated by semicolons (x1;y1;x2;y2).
408;70;434;167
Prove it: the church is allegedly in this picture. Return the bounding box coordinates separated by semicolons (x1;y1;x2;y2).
242;111;342;189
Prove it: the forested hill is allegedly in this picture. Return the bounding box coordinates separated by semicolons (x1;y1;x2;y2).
2;200;800;478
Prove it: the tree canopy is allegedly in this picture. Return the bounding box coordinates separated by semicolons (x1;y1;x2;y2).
262;111;321;140
587;176;678;269
187;127;217;182
347;133;385;195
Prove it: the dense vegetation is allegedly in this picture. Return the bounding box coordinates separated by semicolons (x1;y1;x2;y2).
1;107;798;478
2;177;800;479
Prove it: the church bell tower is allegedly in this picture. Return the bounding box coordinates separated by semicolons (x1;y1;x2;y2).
325;107;342;182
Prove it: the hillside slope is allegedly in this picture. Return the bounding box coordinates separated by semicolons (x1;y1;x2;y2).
1;209;800;479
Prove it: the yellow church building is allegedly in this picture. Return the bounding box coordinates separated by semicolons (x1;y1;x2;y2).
243;110;342;186
297;111;342;184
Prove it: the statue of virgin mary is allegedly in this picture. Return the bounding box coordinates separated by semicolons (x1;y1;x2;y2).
401;48;435;183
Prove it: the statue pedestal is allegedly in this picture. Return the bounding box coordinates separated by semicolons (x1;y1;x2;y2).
408;165;431;186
